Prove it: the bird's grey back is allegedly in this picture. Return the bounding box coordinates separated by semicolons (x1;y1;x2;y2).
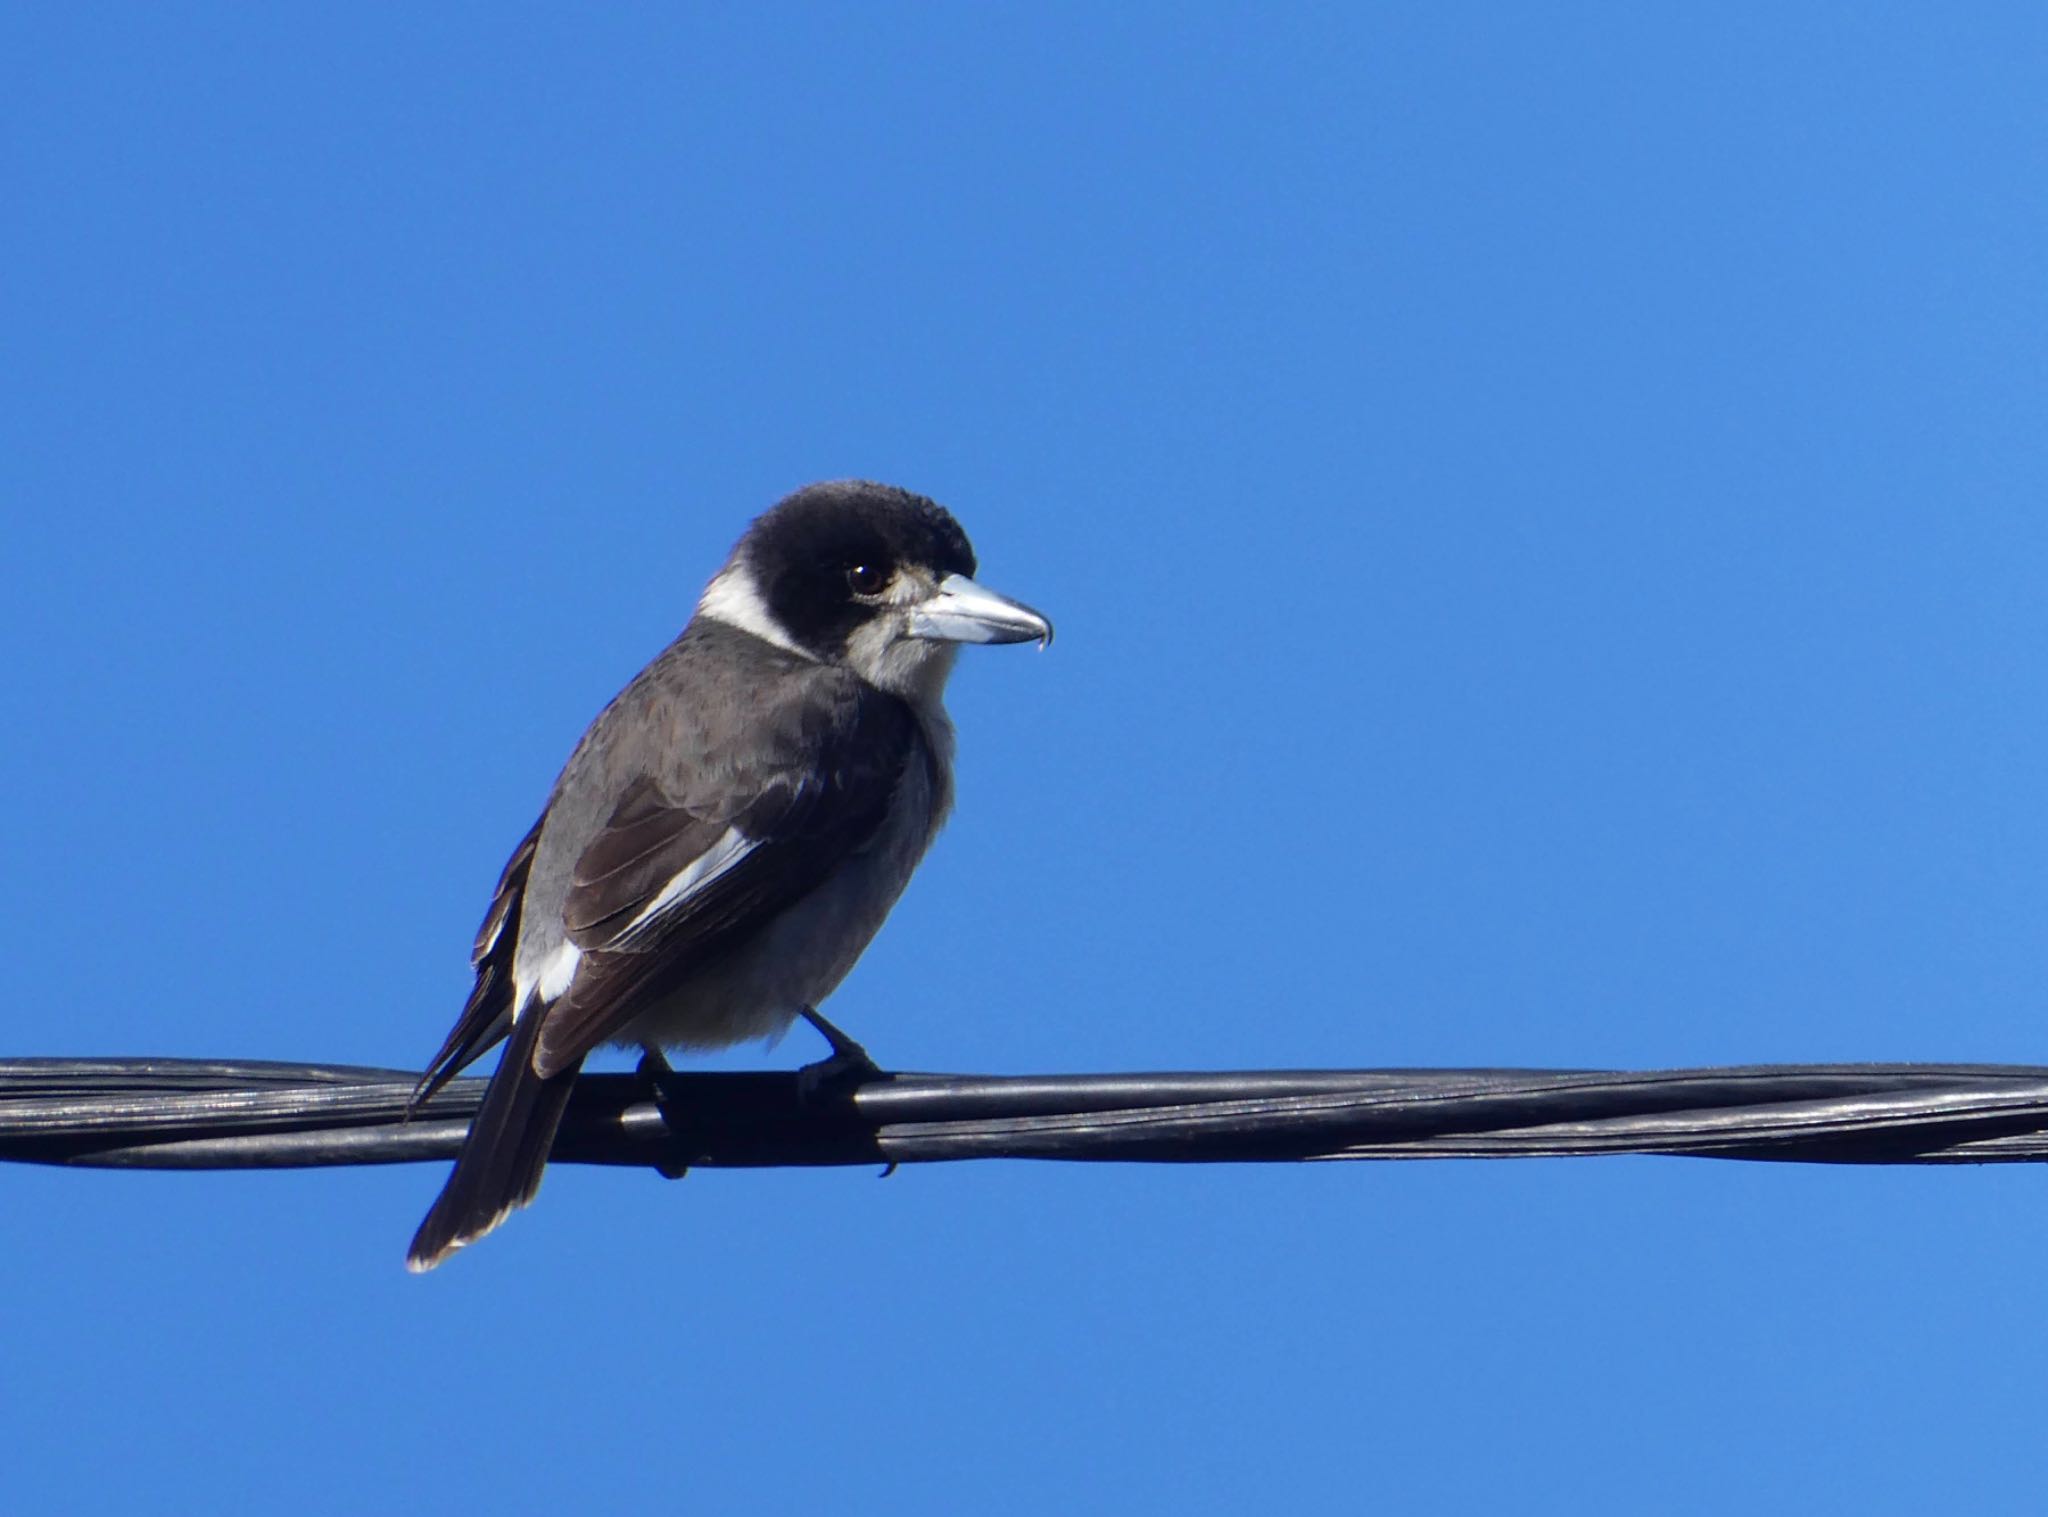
511;619;907;996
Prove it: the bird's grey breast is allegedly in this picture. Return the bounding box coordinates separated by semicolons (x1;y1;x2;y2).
617;681;952;1049
618;716;937;1048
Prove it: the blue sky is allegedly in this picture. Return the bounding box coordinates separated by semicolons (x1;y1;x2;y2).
6;4;2048;1511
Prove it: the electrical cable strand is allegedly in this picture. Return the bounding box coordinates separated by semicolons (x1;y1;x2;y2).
7;1057;2048;1171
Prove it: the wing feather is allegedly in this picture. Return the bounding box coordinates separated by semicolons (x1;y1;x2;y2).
530;692;920;1078
410;812;543;1107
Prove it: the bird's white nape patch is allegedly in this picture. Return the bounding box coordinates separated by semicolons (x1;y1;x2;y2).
697;563;814;659
615;826;758;945
513;940;583;1018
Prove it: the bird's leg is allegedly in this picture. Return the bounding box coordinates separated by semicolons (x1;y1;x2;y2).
798;1005;879;1069
794;1010;898;1177
636;1046;689;1180
795;1005;885;1101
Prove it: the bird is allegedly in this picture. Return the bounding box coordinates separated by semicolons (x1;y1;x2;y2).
405;480;1051;1271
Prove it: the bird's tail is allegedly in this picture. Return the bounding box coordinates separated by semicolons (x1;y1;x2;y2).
406;1005;581;1272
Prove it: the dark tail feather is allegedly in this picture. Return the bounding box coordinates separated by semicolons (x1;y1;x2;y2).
409;816;543;1111
406;1007;582;1272
409;980;512;1110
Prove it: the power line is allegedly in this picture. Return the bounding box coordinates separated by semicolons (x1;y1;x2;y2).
7;1056;2048;1173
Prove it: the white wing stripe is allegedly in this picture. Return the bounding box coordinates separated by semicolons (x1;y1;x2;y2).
612;826;759;946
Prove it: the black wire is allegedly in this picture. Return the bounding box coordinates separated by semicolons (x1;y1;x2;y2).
7;1056;2048;1172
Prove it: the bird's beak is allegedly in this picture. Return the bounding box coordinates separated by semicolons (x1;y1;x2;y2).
909;573;1054;647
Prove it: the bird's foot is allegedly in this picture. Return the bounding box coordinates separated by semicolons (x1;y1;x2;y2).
636;1048;690;1180
795;1006;885;1103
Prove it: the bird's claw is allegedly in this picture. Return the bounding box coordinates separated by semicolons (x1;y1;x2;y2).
636;1049;690;1180
795;1006;885;1103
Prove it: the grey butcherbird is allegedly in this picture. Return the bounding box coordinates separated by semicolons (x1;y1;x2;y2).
406;480;1051;1270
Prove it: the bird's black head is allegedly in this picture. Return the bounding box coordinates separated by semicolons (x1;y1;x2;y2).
697;480;1051;700
746;481;977;654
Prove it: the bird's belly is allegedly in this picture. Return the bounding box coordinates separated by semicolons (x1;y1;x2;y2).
611;776;939;1052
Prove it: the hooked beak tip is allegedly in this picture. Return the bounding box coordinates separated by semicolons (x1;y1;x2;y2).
909;573;1054;649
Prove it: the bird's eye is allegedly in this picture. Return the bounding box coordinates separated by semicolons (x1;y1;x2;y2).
846;563;887;596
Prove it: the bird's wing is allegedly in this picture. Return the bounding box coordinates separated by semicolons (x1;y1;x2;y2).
411;812;544;1105
530;692;923;1077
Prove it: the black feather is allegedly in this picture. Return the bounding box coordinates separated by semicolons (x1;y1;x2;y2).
409;814;542;1109
405;1005;580;1272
